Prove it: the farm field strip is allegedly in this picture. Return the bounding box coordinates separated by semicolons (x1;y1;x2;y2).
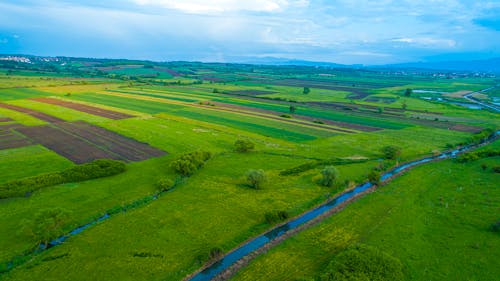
0;125;33;150
200;102;359;134
57;121;165;161
14;121;166;164
81;91;341;139
31;97;134;120
0;103;64;123
0;117;13;122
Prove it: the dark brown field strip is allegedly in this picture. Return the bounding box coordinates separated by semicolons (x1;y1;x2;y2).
0;124;34;150
0;103;64;123
16;125;123;164
31;97;134;120
0;117;13;122
0;139;33;150
57;121;165;161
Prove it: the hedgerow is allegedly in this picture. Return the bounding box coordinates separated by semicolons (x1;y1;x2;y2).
0;159;126;199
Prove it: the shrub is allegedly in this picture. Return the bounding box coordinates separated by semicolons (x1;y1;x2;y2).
381;146;401;160
319;166;338;187
0;159;126;199
156;178;174;192
170;151;211;176
280;114;292;118
320;244;404;281
491;220;500;232
265;210;289;224
493;166;500;173
234;139;255;153
368;170;381;185
20;208;71;247
246;169;266;189
208;247;224;261
60;159;126;182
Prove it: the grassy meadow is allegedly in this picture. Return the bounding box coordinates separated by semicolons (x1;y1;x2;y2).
0;61;498;281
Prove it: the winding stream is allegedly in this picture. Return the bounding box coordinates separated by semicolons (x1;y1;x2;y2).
188;130;500;281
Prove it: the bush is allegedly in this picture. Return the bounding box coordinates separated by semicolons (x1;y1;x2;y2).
456;149;500;163
320;244;404;281
265;210;289;224
156;178;174;192
368;170;381;185
319;166;338;187
491;220;500;232
0;159;126;199
381;146;401;160
20;208;71;247
234;139;255;153
280;114;292;118
208;247;224;261
246;169;266;189
170;151;211;176
493;166;500;173
60;159;126;182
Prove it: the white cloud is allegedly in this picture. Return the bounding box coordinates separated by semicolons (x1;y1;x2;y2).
132;0;290;14
391;37;457;48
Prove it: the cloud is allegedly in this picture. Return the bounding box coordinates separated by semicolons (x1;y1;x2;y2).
391;37;457;48
132;0;291;14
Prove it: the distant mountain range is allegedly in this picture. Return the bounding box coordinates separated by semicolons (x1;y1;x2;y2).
379;57;500;73
235;56;500;73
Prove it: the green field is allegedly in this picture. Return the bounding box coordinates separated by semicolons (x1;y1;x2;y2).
0;60;498;281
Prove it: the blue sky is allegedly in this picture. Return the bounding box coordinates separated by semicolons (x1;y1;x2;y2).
0;0;499;64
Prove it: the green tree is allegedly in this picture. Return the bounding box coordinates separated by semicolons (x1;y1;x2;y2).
404;88;412;97
303;87;310;94
381;145;401;160
289;105;297;114
234;139;255;152
368;170;381;185
212;88;219;93
156;178;174;192
320;244;404;281
170;151;211;176
319;166;339;187
378;107;384;114
21;208;71;247
246;169;266;189
401;100;407;110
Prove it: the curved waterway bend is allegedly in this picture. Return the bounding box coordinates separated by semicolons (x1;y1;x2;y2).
188;131;499;281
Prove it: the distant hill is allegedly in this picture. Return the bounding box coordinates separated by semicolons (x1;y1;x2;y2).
379;57;500;73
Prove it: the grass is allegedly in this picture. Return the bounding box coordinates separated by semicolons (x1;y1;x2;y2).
0;145;73;184
232;147;500;281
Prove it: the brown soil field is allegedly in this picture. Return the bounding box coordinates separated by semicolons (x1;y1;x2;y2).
0;117;13;122
0;125;33;150
31;97;134;120
57;121;165;161
0;103;64;123
448;124;484;133
16;125;122;164
15;121;165;163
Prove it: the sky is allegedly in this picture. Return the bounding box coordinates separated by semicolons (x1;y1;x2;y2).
0;0;499;64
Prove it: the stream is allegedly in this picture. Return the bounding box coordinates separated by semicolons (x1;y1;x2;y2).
188;130;500;281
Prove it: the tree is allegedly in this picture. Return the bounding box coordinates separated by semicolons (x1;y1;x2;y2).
156;178;174;192
404;88;412;97
303;87;310;94
368;170;381;185
378;107;384;114
234;139;255;152
381;145;401;160
289;105;297;114
319;166;338;187
401;100;407;110
21;208;70;247
170;151;211;176
246;169;266;189
212;88;219;93
320;244;404;281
